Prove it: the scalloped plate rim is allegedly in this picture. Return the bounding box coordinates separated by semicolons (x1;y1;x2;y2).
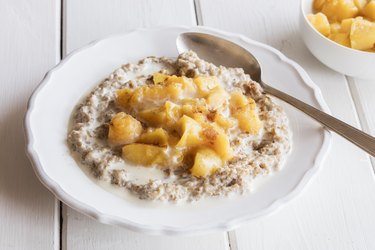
24;25;332;235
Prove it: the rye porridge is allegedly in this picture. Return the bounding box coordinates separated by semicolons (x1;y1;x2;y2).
68;51;292;202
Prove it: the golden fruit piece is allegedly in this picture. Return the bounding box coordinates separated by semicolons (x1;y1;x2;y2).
165;75;197;98
341;16;363;33
129;84;178;110
362;1;375;20
191;148;223;177
321;0;359;22
181;99;208;117
201;127;233;161
307;12;331;36
230;91;249;111
144;85;170;101
193;76;220;96
164;84;184;100
230;91;261;134
116;88;134;109
137;101;182;129
137;107;167;127
314;0;327;11
122;143;168;166
330;22;342;33
341;18;354;33
234;109;262;135
151;75;197;101
214;113;235;130
212;130;233;161
153;73;169;84
108;112;143;146
176;115;203;148
192;112;209;126
137;128;169;147
164;101;182;125
350;19;375;50
206;86;229;110
354;0;368;10
328;33;351;47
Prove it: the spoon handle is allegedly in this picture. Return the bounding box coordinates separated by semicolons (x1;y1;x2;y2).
263;83;375;157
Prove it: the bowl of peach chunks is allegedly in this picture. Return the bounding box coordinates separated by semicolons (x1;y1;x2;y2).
301;0;375;79
308;0;375;51
107;73;261;178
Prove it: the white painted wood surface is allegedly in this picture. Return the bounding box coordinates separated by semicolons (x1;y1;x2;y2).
1;0;375;249
0;0;60;249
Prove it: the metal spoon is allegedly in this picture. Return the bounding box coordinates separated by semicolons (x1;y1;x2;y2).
176;32;375;157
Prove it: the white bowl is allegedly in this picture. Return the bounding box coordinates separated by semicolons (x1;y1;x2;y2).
300;0;375;80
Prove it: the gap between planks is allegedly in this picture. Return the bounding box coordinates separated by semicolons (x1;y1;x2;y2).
346;76;375;172
193;0;203;26
227;231;238;250
193;1;236;249
58;1;65;250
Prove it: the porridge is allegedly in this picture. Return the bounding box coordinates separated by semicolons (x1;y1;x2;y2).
68;51;292;202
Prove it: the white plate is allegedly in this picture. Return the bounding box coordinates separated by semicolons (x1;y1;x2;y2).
24;26;331;235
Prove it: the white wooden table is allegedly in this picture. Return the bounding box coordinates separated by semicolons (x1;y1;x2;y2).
1;0;375;249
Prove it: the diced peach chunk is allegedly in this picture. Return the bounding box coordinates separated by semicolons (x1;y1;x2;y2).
354;0;368;10
341;16;363;33
201;127;233;161
233;109;262;135
137;107;166;127
206;86;229;110
108;112;143;145
230;92;261;134
190;148;223;177
165;75;197;97
307;12;331;36
214;114;235;130
194;76;220;96
137;128;169;147
330;22;342;33
192;112;209;126
350;19;375;50
122;144;167;166
164;101;182;125
176;115;203;149
153;73;169;84
362;1;375;20
230;92;249;110
328;33;351;47
116;88;134;109
137;101;182;129
314;0;327;11
321;0;359;22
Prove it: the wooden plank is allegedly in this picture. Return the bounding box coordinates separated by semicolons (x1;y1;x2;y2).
63;0;227;249
64;0;197;54
197;0;375;249
64;208;229;250
0;0;60;249
347;77;375;170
